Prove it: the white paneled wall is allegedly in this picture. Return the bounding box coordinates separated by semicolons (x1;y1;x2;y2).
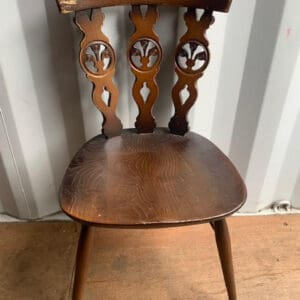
0;0;300;219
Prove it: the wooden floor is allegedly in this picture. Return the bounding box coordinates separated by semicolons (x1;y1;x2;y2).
0;215;299;299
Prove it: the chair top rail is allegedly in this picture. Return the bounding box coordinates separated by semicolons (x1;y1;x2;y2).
56;0;232;14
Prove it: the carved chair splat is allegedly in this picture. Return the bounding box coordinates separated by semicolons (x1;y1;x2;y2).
128;5;161;133
169;8;214;135
54;1;246;299
76;9;122;137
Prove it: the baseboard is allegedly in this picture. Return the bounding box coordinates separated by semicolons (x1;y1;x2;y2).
0;212;71;222
1;208;300;222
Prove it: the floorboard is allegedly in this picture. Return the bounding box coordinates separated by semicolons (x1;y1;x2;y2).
0;215;299;299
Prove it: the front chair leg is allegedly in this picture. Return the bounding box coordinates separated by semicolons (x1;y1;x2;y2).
73;225;93;300
212;219;237;300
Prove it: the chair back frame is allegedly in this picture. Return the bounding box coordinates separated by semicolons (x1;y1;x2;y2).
56;0;232;137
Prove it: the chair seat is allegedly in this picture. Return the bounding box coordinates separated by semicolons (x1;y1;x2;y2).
60;128;246;226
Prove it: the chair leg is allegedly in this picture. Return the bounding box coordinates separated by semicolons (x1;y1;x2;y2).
213;219;237;300
72;225;93;300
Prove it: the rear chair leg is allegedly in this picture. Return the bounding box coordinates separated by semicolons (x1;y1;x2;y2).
212;219;237;300
73;225;93;300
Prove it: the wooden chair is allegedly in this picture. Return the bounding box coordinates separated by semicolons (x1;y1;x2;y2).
55;1;246;299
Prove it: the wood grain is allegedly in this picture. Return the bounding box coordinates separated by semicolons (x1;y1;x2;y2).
82;216;300;299
1;216;300;299
60;128;246;225
56;0;232;14
75;9;122;138
128;5;161;133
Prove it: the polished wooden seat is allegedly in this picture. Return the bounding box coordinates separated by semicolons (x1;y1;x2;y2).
60;128;246;226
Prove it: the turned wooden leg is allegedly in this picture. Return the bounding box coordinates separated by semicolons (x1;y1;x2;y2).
213;219;237;300
73;225;93;300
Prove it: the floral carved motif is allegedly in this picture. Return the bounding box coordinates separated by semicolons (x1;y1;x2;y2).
82;41;115;76
176;41;209;74
129;38;161;71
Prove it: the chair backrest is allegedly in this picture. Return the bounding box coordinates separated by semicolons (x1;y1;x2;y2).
56;0;232;138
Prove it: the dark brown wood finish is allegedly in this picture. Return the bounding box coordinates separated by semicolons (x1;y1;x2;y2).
169;8;214;135
72;225;92;300
213;219;237;300
56;0;232;13
75;9;122;138
128;5;161;133
60;128;246;225
54;1;246;299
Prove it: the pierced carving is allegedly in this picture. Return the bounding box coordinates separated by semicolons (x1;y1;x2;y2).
129;38;161;71
176;40;209;74
76;9;122;138
169;9;214;135
140;82;151;102
82;41;115;75
179;85;190;104
128;5;162;133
